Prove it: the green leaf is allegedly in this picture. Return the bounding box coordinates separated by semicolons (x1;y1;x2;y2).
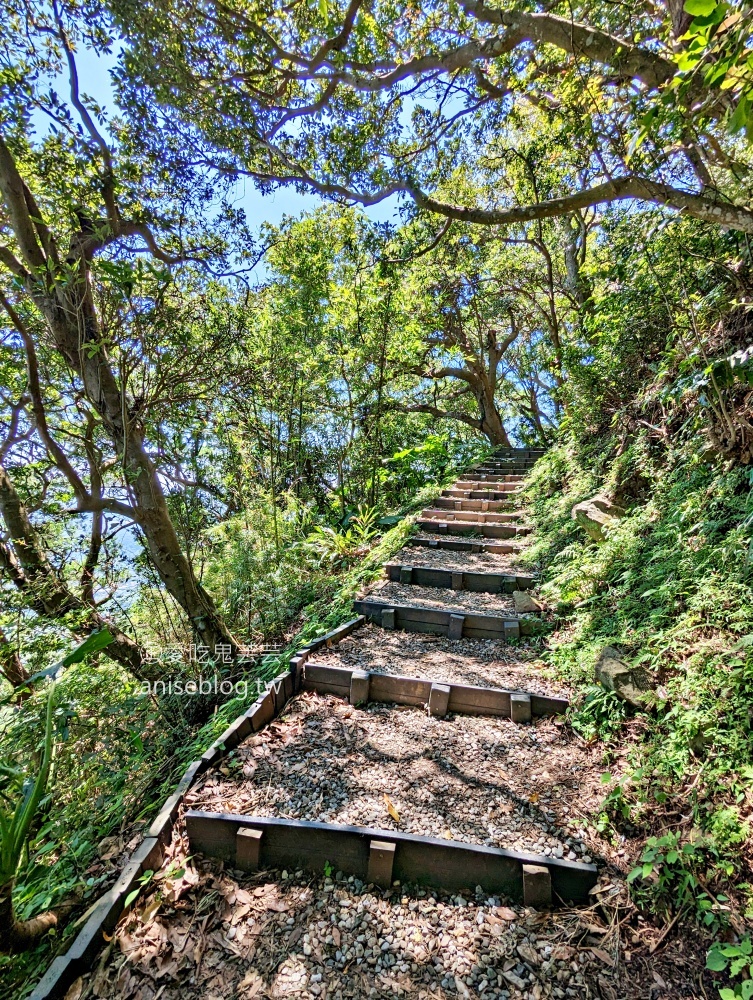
730;957;748;976
683;0;716;15
719;991;737;1000
124;887;141;908
22;630;115;687
741;982;753;1000
706;947;728;971
60;629;115;667
728;96;748;133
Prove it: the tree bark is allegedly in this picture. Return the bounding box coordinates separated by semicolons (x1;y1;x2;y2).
0;461;148;679
0;132;238;659
475;380;511;446
0;624;28;687
0;880;57;953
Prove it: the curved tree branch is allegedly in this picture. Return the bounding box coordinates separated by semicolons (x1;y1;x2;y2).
461;2;675;89
410;176;753;233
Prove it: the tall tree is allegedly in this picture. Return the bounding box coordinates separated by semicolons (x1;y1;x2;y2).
108;0;753;234
0;1;245;666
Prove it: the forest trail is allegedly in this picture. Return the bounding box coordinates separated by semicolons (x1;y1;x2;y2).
55;452;708;1000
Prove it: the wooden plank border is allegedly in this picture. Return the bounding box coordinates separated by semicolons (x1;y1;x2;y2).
185;811;597;904
420;508;523;524
416;520;531;540
29;632;332;999
407;537;520;555
384;563;536;593
301;661;567;718
353;598;534;639
442;489;520;501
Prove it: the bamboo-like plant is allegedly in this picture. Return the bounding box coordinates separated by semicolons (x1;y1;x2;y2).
0;690;58;952
0;629;113;953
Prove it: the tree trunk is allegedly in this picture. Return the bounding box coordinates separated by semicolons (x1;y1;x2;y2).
0;624;28;687
0;879;57;953
476;381;511;446
0;462;149;679
0;135;238;659
33;291;238;655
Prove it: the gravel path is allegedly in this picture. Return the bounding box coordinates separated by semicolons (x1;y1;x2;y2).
394;545;529;575
411;531;527;551
370;582;518;616
314;624;567;695
83;837;710;1000
68;454;718;1000
186;693;596;861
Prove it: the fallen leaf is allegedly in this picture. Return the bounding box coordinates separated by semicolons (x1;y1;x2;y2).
590;947;614;967
332;926;341;946
551;944;575;960
579;920;608;935
139;898;161;925
653;971;667;988
383;793;400;823
64;979;83;1000
239;970;264;996
266;899;290;912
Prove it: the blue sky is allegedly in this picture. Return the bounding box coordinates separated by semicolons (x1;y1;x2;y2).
69;44;401;234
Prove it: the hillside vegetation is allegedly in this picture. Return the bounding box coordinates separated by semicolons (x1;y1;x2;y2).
1;0;753;994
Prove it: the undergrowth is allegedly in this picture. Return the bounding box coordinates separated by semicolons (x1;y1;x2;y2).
0;470;455;999
523;439;753;931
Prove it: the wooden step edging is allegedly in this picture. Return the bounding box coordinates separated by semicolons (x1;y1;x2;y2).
407;537;520;555
454;480;520;492
420;508;523;524
384;562;536;593
433;497;513;511
442;489;518;501
299;661;567;718
416;520;530;540
353;597;534;639
184;811;597;905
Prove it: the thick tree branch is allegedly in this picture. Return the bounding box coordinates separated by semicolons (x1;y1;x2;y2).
1;291;89;503
461;2;675;89
390;401;484;431
0;460;147;676
0;134;47;272
410;176;753;233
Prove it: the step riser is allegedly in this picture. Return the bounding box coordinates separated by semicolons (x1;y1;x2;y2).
460;475;523;483
186;811;596;905
493;449;545;458
433;498;511;512
442;489;517;501
472;464;534;472
421;509;522;524
417;520;531;539
408;538;520;554
384;563;535;593
354;598;533;639
301;662;566;717
454;482;520;492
